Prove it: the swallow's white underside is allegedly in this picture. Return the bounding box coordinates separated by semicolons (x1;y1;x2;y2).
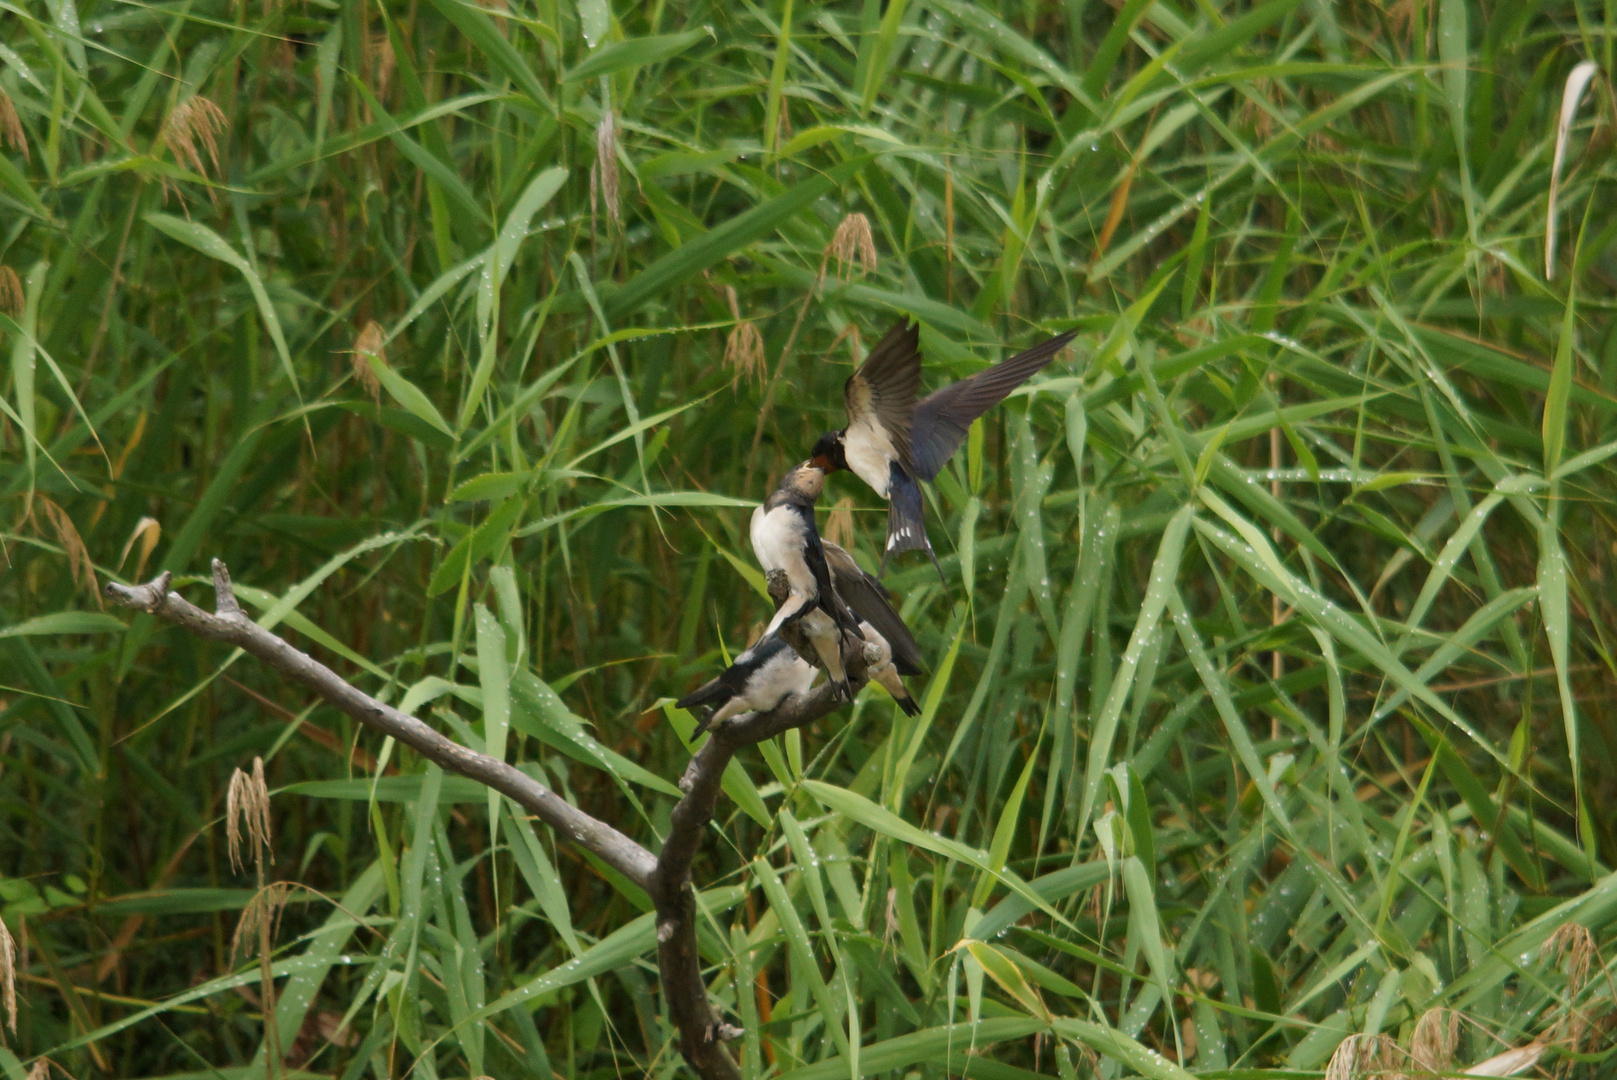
751;504;818;597
710;647;816;725
843;416;900;498
795;606;847;685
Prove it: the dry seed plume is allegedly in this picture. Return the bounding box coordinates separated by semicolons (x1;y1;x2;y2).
1546;61;1601;279
817;211;877;291
226;757;273;874
1322;1032;1398;1080
1546;922;1597;1050
162;96;228;178
720;286;765;386
1410;1007;1458;1073
723;322;765;385
0;265;22;319
351;321;386;404
230;881;296;965
0;87;26;161
593;110;621;229
227;756;280;1077
0;914;16;1032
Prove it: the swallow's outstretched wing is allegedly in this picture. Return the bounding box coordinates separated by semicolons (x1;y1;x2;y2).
907;329;1078;480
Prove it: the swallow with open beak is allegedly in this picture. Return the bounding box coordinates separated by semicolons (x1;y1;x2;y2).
751;462;863;700
676;632;817;737
809;320;1078;577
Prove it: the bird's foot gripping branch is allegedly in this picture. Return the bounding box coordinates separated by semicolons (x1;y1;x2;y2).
106;560;880;1080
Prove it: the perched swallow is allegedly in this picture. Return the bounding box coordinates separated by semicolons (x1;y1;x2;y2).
820;540;923;677
676;632;816;737
857;620;922;716
766;568;922;717
751;463;862;699
810;320;1078;576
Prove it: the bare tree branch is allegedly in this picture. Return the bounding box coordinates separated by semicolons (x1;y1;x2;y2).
651;644;879;1079
107;559;876;1080
104;562;658;890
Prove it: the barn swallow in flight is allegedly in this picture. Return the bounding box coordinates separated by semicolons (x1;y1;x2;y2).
809;321;1077;578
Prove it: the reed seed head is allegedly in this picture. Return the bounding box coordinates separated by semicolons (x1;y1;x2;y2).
162;96;228;178
1546;922;1597;1051
0;915;15;1032
1410;1008;1458;1073
723;321;765;387
0;265;23;319
594;111;620;229
351;321;386;404
1323;1033;1399;1080
230;881;295;966
820;211;877;289
0;87;27;162
226;757;273;874
1547;922;1594;994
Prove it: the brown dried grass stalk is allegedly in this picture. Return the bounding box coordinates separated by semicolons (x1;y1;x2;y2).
0;265;23;319
38;497;101;608
227;757;280;1078
118;516;162;583
368;34;396;100
0;86;27;161
351;321;386;404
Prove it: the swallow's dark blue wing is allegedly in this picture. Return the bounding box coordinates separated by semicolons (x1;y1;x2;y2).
908;329;1077;480
823;540;925;676
844;320;923;464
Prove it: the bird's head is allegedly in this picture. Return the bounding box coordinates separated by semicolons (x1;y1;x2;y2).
809;430;848;473
785;461;827;500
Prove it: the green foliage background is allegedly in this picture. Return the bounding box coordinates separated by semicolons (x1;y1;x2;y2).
3;0;1617;1076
